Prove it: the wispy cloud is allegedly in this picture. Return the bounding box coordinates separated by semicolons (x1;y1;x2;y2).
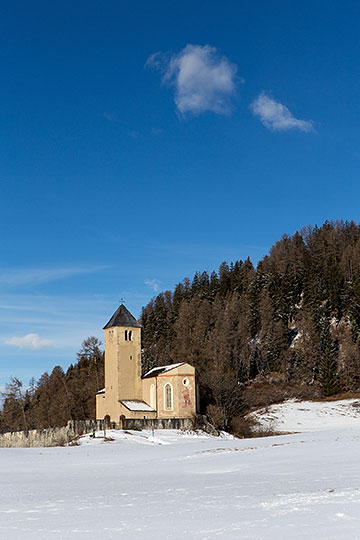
5;333;53;350
250;92;314;132
0;291;149;348
144;279;160;293
103;112;119;123
0;293;113;333
128;130;140;139
0;265;107;289
146;44;239;116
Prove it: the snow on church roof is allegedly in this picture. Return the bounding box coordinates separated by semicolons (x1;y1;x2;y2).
120;400;155;412
141;362;185;379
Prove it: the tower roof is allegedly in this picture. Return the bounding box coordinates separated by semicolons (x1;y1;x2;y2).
103;304;142;330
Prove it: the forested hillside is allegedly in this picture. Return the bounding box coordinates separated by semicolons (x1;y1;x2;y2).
141;220;360;425
0;338;104;433
2;220;360;434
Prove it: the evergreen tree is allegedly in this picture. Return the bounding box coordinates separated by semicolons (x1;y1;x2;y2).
318;319;338;396
4;219;360;433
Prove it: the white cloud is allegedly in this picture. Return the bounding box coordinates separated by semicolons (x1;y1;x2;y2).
144;279;160;293
146;44;238;115
5;333;53;350
0;265;107;289
250;93;314;132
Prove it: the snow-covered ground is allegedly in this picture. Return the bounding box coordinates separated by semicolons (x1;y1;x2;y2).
2;402;360;539
252;398;360;433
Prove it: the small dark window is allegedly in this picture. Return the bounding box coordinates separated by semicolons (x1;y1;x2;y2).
125;330;128;341
128;330;132;341
165;384;173;410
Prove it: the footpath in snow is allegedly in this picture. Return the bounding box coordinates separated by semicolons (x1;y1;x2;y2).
1;401;360;539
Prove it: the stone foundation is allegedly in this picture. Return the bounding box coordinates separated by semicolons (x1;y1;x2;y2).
0;417;196;447
123;417;194;430
0;420;100;448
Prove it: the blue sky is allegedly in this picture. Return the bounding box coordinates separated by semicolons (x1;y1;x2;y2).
1;0;360;387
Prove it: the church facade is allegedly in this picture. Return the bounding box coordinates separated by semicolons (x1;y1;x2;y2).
96;304;196;425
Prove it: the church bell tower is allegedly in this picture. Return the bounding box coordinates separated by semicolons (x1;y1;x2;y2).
103;304;142;404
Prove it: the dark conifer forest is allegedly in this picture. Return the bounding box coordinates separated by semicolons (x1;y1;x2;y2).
0;337;104;433
140;220;360;426
2;220;360;433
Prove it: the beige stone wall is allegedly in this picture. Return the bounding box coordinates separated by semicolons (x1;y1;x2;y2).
142;364;196;419
96;314;197;423
96;393;156;422
117;402;156;421
97;325;143;421
176;364;196;418
142;377;157;411
0;424;78;448
96;392;107;420
104;326;142;401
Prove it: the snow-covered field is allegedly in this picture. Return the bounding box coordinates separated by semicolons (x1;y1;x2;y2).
252;398;360;432
2;401;360;539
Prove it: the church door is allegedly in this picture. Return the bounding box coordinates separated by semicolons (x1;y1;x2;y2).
119;415;126;430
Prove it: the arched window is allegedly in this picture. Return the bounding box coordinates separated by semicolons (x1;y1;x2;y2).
150;384;156;409
164;383;173;410
128;330;132;341
125;330;128;341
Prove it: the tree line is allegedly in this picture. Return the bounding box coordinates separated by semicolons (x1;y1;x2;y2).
0;337;104;433
2;220;360;434
140;220;360;428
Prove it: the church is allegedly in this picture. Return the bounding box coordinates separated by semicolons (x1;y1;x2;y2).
96;304;197;427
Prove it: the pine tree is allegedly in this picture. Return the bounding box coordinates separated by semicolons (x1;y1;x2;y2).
318;319;338;396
